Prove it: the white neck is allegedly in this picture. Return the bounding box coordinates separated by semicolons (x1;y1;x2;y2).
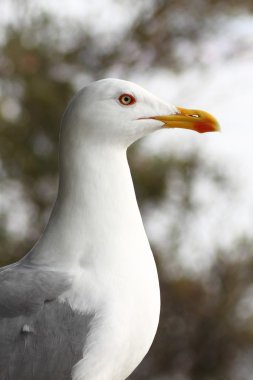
25;138;160;380
26;142;150;268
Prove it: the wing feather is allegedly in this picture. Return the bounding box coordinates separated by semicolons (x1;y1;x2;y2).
0;263;92;380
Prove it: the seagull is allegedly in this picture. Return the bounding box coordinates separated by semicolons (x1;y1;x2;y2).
0;78;219;380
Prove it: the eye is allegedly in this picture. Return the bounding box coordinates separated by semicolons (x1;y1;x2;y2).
118;93;136;106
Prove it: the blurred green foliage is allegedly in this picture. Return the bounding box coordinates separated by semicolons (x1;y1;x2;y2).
1;1;253;379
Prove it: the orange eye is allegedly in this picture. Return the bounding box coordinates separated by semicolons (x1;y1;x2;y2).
118;94;136;106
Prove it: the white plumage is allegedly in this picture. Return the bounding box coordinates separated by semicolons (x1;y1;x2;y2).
0;78;219;380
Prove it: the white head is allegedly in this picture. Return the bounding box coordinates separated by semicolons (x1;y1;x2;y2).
61;78;219;150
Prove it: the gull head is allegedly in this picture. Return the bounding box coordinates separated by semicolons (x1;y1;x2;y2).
61;78;220;148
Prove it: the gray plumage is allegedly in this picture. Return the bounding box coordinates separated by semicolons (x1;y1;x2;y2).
0;263;92;380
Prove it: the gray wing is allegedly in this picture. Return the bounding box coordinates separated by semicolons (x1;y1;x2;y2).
0;263;92;380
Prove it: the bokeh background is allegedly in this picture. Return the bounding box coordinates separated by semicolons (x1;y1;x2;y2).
1;0;253;379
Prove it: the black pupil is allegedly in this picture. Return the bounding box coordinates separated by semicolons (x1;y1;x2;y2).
124;97;130;102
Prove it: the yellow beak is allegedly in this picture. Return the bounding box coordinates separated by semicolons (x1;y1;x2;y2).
152;107;220;133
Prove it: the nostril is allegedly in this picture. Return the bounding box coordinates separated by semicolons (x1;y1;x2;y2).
190;114;200;118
